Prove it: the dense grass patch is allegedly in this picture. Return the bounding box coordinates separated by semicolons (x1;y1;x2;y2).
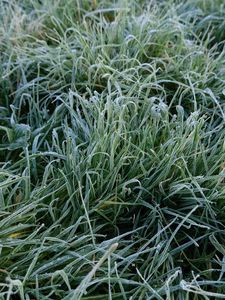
1;0;225;299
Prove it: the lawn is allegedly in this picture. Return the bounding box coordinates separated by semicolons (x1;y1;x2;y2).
1;0;225;299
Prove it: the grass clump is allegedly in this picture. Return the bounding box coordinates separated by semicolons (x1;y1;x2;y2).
1;0;225;299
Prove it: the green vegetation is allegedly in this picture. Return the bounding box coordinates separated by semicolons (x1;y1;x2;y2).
1;0;225;299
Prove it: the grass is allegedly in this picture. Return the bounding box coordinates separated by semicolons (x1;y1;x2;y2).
1;0;225;299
